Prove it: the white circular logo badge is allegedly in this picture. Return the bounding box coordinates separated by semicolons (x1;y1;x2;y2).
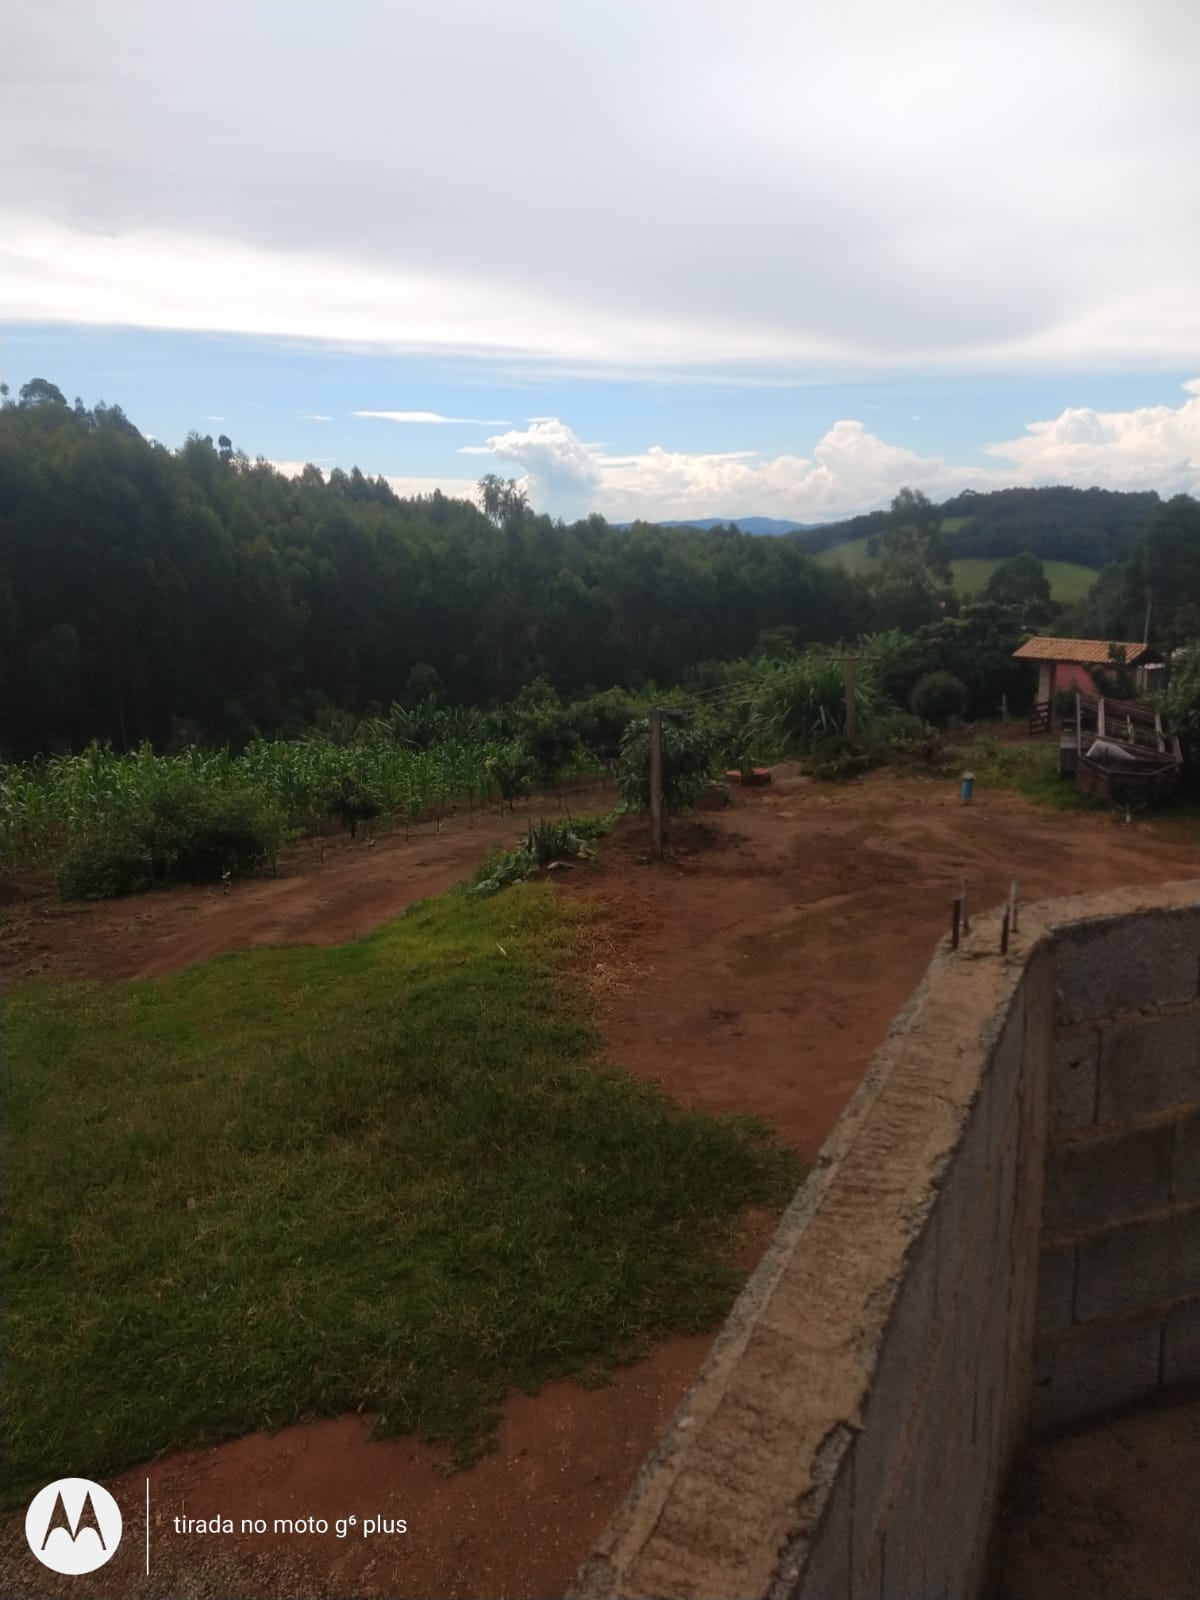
25;1478;123;1574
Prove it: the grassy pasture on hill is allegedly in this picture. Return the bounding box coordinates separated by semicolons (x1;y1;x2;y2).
1;882;798;1503
815;536;1097;601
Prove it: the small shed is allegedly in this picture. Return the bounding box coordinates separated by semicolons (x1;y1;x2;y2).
1014;636;1163;726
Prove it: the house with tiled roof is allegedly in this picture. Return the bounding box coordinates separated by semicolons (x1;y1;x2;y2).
1013;636;1164;709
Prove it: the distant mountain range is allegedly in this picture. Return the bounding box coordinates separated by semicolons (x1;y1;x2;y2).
617;515;830;535
622;487;1168;571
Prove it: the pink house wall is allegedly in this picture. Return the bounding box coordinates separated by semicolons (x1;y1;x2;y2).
1057;663;1099;696
1036;662;1100;701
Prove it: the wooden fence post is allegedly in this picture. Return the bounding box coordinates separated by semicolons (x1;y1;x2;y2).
845;657;858;743
649;707;664;861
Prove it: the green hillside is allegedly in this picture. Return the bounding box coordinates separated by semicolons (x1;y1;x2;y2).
815;537;1097;601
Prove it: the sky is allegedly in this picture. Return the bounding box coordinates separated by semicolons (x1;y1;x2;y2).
3;0;1199;524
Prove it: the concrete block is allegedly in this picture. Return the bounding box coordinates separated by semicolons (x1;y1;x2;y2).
991;1126;1020;1261
901;1453;965;1600
931;1099;995;1317
1032;1316;1161;1430
1173;1111;1200;1203
979;986;1026;1149
1163;1296;1200;1386
1054;908;1200;1025
1051;1031;1099;1130
791;1450;852;1600
1075;1205;1200;1322
849;1221;939;1575
1036;1244;1076;1335
848;1529;885;1600
1097;1008;1200;1122
1042;1123;1174;1238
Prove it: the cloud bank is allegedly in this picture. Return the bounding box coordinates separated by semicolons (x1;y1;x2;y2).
353;411;510;426
3;1;1198;374
444;382;1200;522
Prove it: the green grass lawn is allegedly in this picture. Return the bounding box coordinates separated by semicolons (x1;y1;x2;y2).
956;728;1200;823
2;883;798;1502
816;538;1097;602
954;730;1090;809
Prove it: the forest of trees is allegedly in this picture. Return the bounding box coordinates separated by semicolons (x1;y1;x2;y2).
0;383;879;756
800;484;1163;568
2;380;1197;759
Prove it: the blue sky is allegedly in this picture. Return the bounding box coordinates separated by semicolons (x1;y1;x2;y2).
3;1;1198;523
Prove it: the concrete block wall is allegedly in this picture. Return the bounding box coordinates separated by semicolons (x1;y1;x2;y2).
570;882;1199;1600
1033;900;1200;1430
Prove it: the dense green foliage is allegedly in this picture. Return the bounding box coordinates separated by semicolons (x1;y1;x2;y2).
749;654;879;753
617;717;720;816
869;604;1031;719
10;382;1189;766
3;883;799;1497
1;723;508;879
802;485;1161;569
0;385;873;757
910;671;969;726
57;777;285;900
984;551;1053;619
1078;496;1200;653
941;486;1160;568
816;542;1097;602
1164;648;1200;780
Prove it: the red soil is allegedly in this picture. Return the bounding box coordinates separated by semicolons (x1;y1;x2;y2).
3;764;1196;1598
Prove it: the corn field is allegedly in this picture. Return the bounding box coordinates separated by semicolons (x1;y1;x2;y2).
0;731;520;869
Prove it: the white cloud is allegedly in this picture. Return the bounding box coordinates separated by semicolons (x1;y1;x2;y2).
469;382;1200;521
985;386;1200;491
272;459;480;501
464;419;605;519
2;2;1198;375
271;460;331;477
298;410;332;421
353;410;509;425
381;475;482;500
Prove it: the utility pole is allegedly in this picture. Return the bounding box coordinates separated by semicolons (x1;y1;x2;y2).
649;707;664;861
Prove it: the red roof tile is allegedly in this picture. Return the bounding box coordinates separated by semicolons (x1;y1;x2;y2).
1012;637;1153;665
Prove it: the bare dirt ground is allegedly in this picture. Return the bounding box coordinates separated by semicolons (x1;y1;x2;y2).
996;1400;1200;1599
1;781;614;985
3;763;1197;1599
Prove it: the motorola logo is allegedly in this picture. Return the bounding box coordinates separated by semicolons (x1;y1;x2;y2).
25;1478;123;1575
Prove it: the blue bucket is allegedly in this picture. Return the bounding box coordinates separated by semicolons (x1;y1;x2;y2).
961;772;975;803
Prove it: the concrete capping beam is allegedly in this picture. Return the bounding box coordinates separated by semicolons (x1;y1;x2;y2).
569;881;1200;1600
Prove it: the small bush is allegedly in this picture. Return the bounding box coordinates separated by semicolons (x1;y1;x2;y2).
523;818;594;867
327;772;381;838
55;781;285;900
56;831;156;900
749;655;878;756
486;742;535;809
879;712;952;772
178;789;285;877
617;719;717;815
801;736;880;782
472;815;604;896
1165;647;1200;785
910;671;968;726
